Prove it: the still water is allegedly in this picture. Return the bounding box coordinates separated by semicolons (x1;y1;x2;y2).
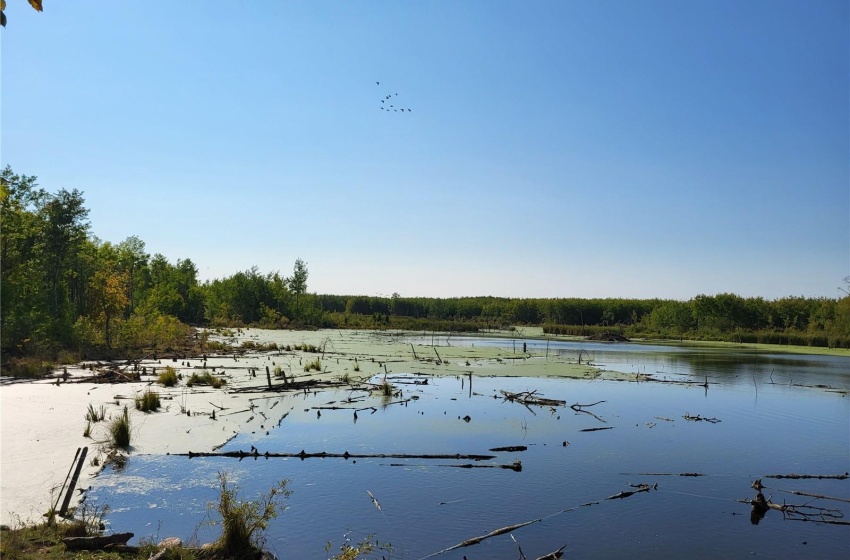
89;338;849;559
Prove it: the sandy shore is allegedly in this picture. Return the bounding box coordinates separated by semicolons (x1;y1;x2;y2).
1;327;612;527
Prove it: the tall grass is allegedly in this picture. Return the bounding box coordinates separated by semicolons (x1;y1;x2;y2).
212;471;290;558
186;371;227;388
378;376;393;397
135;389;161;412
303;358;321;372
110;406;131;448
85;403;106;422
158;366;178;387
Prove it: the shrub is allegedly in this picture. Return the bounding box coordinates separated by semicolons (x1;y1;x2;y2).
158;366;179;387
303;358;321;372
212;471;290;558
110;406;131;448
135;390;161;412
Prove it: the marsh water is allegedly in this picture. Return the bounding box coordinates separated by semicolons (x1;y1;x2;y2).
89;335;849;559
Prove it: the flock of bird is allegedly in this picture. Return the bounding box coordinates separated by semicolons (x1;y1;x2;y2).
376;81;412;113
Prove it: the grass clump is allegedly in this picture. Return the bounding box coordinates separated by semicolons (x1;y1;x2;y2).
135;389;161;412
353;357;360;372
378;376;393;397
303;358;321;372
83;421;92;438
110;406;131;448
158;366;179;387
212;471;290;559
186;371;227;388
85;403;106;422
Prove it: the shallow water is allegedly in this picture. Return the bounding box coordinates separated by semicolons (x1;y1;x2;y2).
88;337;850;559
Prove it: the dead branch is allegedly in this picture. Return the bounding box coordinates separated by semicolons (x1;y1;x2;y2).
570;400;606;410
535;545;567;560
683;413;721;423
605;483;657;500
489;446;527;452
501;390;566;408
420;519;541;558
580;426;614;432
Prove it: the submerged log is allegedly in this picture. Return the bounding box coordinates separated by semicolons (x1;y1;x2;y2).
764;472;849;480
489;445;528;452
605;483;657;500
422;519;542;558
179;449;496;461
63;532;134;551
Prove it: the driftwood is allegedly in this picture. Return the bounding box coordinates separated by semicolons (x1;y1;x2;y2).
63;532;134;550
501;390;566;408
570;400;607;422
746;491;847;525
632;472;705;477
535;545;567;560
388;460;522;472
580;426;614;432
764;472;848;480
605;483;657;500
180;449;496;461
421;519;541;558
489;445;527;452
683;413;720;423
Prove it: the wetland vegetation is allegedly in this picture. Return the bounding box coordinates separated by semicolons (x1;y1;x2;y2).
2;165;848;558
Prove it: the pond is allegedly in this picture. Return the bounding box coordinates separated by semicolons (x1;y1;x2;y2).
88;335;850;559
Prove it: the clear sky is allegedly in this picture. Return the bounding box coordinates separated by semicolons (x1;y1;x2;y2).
2;1;848;300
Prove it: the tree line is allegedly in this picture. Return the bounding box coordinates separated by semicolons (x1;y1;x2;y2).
2;166;848;374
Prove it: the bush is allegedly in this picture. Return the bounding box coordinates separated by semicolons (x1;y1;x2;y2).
212;471;290;558
110;406;131;448
158;366;179;387
303;358;321;372
135;390;161;412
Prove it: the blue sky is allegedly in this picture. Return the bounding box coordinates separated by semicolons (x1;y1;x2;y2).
2;1;848;299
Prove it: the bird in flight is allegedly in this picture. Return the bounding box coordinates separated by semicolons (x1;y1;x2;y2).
376;81;380;85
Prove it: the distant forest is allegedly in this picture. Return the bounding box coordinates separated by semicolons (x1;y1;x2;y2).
2;166;849;374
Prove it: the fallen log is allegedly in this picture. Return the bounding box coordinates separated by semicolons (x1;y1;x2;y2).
580;426;614;432
764;472;849;480
388;460;522;472
605;483;657;500
179;450;496;461
420;519;541;558
63;532;134;551
489;445;527;452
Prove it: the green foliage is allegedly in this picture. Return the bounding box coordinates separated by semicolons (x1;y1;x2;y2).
211;471;290;558
158;366;178;387
186;371;226;388
109;406;131;448
135;389;161;412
